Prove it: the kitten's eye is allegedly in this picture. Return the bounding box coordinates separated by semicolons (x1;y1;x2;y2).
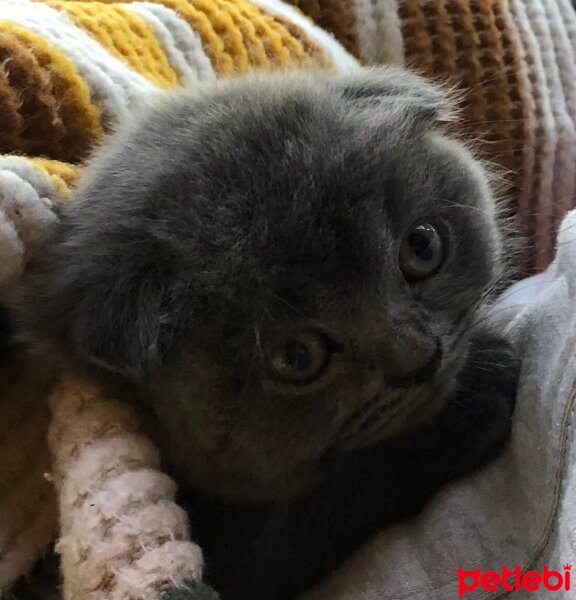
267;330;330;384
399;222;445;281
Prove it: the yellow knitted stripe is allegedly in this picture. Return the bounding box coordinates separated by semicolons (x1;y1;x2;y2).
224;0;308;67
45;1;179;88
84;0;328;74
0;21;102;161
27;158;79;195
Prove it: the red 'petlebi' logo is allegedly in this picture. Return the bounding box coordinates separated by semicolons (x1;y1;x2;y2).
457;564;572;596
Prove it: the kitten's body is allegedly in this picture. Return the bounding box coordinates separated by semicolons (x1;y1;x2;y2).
18;69;519;599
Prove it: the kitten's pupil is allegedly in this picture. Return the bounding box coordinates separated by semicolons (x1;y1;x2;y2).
284;341;311;371
409;232;434;261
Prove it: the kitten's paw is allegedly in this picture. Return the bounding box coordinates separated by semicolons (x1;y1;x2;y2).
463;331;521;407
438;332;520;476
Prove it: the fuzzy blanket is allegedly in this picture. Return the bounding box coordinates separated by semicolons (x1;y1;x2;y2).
0;0;575;599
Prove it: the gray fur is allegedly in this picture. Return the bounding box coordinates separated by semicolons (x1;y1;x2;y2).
18;68;517;599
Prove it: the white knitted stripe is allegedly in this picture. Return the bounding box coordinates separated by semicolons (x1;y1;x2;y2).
556;1;576;217
524;0;576;269
0;171;57;254
0;0;157;126
348;0;378;65
0;163;58;287
123;2;215;86
0;156;59;201
250;0;359;72
349;0;404;66
508;0;557;270
536;0;576;265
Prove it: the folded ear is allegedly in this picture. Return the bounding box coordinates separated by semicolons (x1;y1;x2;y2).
19;224;186;380
71;257;181;378
338;67;455;130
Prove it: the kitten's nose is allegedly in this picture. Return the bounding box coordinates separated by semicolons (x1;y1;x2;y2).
387;335;442;386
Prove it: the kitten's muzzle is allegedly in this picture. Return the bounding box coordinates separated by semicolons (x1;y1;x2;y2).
386;337;442;387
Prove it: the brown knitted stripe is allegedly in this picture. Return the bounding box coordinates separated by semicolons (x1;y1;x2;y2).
0;482;58;576
422;0;459;77
0;23;102;162
399;0;531;221
285;0;360;57
492;0;534;241
0;352;55;507
0;427;53;542
272;13;334;69
470;1;523;196
398;0;434;72
0;31;66;158
0;498;58;598
0;38;25;154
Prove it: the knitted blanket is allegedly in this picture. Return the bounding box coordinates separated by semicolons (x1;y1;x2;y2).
293;0;576;272
0;0;575;599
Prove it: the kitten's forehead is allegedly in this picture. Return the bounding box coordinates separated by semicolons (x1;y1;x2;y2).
181;84;485;215
89;72;500;323
155;86;499;312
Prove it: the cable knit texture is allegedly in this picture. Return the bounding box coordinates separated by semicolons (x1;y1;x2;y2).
0;0;575;598
2;0;573;277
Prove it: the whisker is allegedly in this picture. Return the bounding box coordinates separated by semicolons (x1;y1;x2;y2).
271;292;305;318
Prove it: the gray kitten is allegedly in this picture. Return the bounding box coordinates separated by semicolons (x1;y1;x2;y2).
19;68;519;600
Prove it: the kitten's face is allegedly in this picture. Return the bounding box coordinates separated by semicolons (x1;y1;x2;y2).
22;69;504;500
